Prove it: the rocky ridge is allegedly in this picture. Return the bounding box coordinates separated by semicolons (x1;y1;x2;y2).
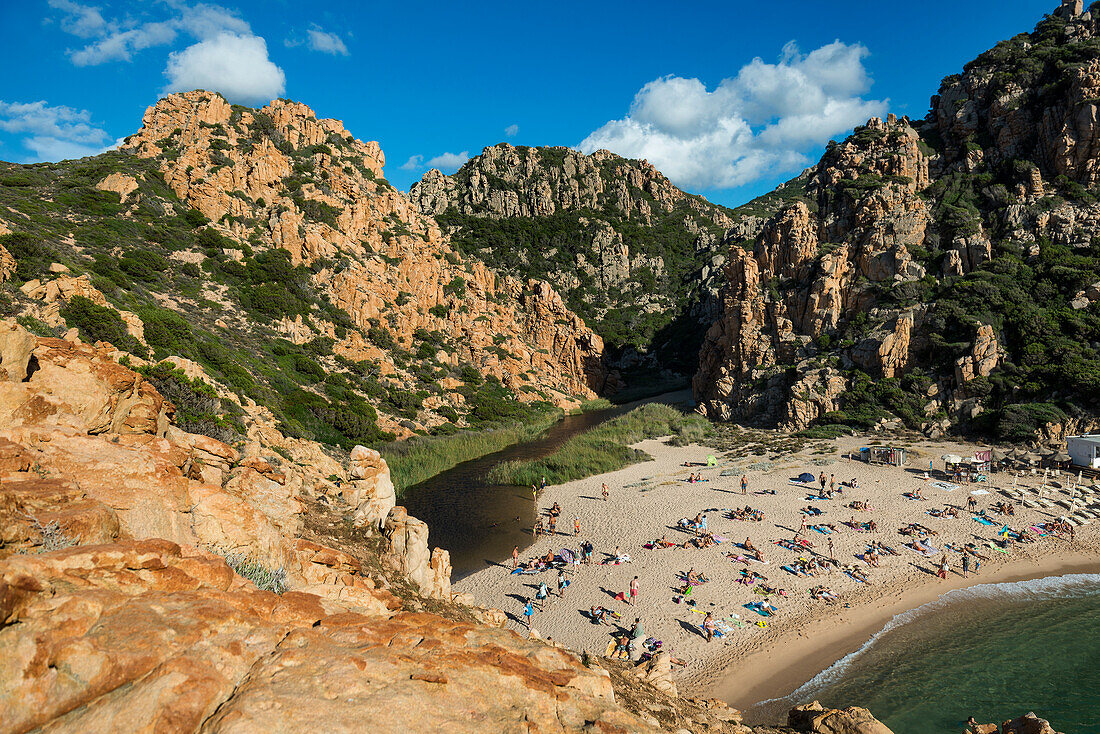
410;143;759;370
695;1;1100;440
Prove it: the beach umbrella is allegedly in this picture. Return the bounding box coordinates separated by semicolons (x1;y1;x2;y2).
990;448;1008;461
558;548;575;564
1053;452;1071;464
1023;452;1041;463
797;472;815;483
941;454;963;464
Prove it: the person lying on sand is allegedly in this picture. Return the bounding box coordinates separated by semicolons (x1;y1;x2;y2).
847;500;872;512
810;585;838;601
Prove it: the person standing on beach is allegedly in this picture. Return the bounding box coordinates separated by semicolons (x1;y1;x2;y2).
796;514;808;538
967;495;978;512
629;576;639;605
937;554;949;580
819;473;826;490
512;545;519;569
602;482;609;501
827;537;835;562
702;612;714;643
741;475;748;495
557;568;569;597
829;474;836;494
962;554;970;578
541;476;548;490
574;517;581;536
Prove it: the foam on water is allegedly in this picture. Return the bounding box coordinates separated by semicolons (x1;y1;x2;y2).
756;572;1100;709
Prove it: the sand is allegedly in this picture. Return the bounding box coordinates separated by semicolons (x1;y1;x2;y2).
454;433;1100;714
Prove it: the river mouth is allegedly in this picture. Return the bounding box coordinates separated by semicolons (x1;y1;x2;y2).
401;390;693;578
401;406;626;578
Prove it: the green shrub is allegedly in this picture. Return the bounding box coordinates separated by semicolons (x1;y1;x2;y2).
60;296;146;356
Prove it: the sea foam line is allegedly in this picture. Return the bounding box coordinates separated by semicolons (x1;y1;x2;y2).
754;572;1100;708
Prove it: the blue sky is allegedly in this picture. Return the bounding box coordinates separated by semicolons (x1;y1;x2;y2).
0;0;1051;207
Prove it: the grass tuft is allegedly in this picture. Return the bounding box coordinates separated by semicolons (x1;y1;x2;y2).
218;550;288;593
382;415;562;493
487;403;713;486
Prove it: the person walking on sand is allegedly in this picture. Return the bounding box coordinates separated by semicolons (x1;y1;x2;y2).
937;554;949;580
602;482;609;501
741;475;748;495
574;517;581;536
796;514;808;538
512;545;519;569
702;612;715;643
629;576;639;605
967;496;978;512
523;598;534;629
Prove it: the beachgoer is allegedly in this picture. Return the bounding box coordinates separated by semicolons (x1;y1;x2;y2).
541;476;548;490
702;612;714;643
796;515;808;538
629;576;639;605
819;472;826;490
574;517;580;536
523;599;534;628
536;581;549;608
512;545;519;569
548;514;557;534
962;554;970;578
557;569;569;596
829;474;835;493
937;554;949;580
629;617;645;660
602;483;609;501
741;475;748;494
827;537;835;561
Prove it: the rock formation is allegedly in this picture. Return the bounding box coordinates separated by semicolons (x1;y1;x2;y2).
788;702;895;734
410;143;753;370
115;91;608;422
696;3;1100;437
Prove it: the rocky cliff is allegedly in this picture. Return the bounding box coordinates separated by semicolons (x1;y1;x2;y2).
411;144;773;372
0;91;607;451
0;317;906;733
696;0;1100;440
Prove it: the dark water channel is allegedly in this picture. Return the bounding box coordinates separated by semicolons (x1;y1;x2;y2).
401;406;627;579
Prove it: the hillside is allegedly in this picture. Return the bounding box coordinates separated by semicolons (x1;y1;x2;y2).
0;92;610;455
695;0;1100;442
411;144;788;372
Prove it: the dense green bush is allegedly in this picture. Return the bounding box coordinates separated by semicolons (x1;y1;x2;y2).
60;296;146;356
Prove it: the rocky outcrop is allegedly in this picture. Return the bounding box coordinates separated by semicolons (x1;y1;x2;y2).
381;506;451;599
0;241;14;283
410;143;745;367
694;115;937;430
118;91;607;418
788;701;895;734
695;6;1100;436
0;540;667;734
347;444;396;529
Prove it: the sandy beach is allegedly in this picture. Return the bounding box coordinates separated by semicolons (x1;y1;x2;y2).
454;432;1100;714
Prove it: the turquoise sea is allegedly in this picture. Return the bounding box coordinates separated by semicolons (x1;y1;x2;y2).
749;573;1100;733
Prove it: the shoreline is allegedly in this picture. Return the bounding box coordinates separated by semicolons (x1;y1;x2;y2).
453;431;1100;724
703;553;1100;722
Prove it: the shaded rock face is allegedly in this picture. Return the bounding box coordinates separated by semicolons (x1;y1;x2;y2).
410;143;746;369
0;540;667;734
695;4;1100;435
695;117;932;430
120;90;607;423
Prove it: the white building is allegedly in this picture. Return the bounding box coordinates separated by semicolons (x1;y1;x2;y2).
1066;435;1100;469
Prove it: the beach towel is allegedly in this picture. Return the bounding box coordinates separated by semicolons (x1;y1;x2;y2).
510;568;541;575
931;481;960;491
614;591;628;602
713;535;729;543
973;515;997;526
970;489;990;496
845;571;868;583
987;541;1009;554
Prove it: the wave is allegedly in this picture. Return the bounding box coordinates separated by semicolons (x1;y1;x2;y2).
754;572;1100;709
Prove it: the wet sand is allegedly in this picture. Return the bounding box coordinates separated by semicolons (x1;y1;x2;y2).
454;433;1100;716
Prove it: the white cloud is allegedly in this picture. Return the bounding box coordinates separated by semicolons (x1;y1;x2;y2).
401;151;470;173
579;41;887;191
425;151;469;172
49;0;253;66
163;32;285;105
504;124;519;137
0;100;113;161
48;0;106;37
307;25;348;56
